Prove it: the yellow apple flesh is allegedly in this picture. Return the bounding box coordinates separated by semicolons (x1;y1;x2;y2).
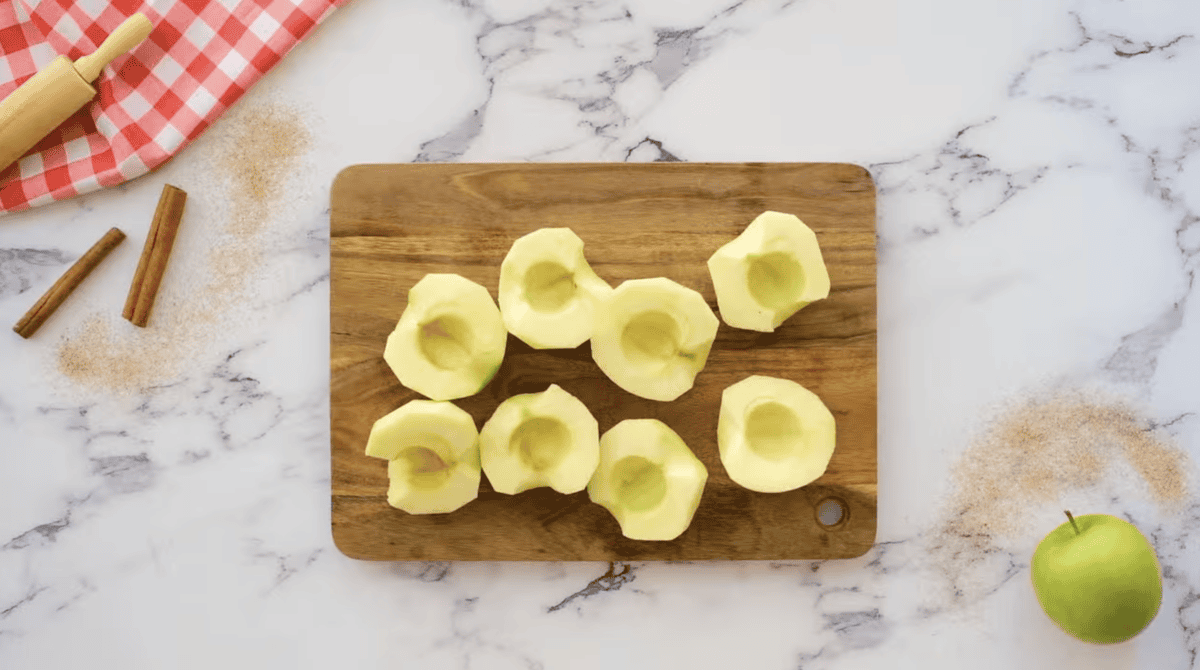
365;399;481;514
717;375;836;493
587;418;708;541
384;273;507;401
479;383;600;494
498;228;613;349
707;211;830;332
591;277;719;401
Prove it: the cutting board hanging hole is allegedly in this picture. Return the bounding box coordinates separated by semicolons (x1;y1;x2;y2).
816;496;848;529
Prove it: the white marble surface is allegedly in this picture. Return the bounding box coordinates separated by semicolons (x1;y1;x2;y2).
3;0;1200;667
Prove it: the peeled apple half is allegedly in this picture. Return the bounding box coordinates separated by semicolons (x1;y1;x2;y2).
707;211;831;332
479;384;600;495
587;419;708;541
365;399;482;514
590;277;719;402
499;228;613;349
384;273;507;401
717;375;836;493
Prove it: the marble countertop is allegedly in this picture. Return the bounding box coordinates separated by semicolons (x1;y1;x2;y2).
3;0;1200;667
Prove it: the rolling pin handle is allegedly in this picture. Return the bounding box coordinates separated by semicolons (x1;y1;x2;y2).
73;13;153;83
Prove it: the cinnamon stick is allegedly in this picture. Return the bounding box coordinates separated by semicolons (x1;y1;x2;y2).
12;227;126;339
123;183;187;327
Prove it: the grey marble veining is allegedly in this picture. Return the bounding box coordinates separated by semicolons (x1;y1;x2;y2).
2;0;1200;667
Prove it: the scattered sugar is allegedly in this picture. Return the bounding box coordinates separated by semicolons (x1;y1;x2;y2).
53;101;313;394
927;389;1190;609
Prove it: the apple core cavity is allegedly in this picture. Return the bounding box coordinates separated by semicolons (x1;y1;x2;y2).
499;228;613;349
364;399;482;515
592;277;719;401
587;419;708;541
708;211;830;332
479;384;601;495
718;375;836;493
385;273;507;401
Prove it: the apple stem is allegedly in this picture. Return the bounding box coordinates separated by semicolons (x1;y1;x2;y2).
1064;510;1080;535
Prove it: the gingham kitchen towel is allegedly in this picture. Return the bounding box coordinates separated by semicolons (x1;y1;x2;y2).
0;0;347;215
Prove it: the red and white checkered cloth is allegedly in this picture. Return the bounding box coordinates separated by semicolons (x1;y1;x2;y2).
0;0;347;215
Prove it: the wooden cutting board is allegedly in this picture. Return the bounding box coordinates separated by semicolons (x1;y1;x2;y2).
331;163;877;561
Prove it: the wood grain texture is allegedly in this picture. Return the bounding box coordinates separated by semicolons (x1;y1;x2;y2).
331;163;877;561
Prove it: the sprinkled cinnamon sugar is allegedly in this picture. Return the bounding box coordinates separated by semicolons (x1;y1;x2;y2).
56;314;176;391
203;103;312;308
53;101;313;394
219;104;311;236
928;390;1190;608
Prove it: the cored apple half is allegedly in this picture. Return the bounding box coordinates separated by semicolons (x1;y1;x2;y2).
587;419;708;541
384;273;507;401
479;384;600;494
707;211;830;332
717;375;836;493
591;277;719;402
365;399;481;514
498;228;613;349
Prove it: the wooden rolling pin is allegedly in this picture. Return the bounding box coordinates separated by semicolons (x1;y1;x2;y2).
0;13;152;175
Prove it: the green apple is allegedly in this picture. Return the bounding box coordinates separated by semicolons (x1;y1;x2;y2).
384;273;507;401
707;211;831;332
717;375;836;493
365;399;481;514
587;419;708;541
479;383;600;494
498;228;613;349
1031;511;1162;644
591;277;720;401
